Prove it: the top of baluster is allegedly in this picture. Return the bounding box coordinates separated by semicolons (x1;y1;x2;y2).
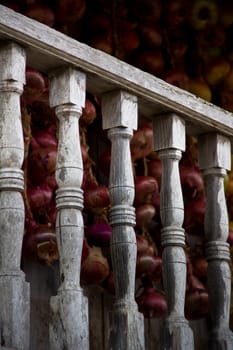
198;133;231;171
49;67;85;110
0;41;25;84
102;90;138;130
153;113;185;152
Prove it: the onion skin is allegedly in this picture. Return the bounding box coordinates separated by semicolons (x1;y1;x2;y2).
136;287;167;319
27;184;53;216
139;23;163;47
185;288;209;320
103;271;115;295
85;223;112;247
84;185;110;213
80;98;97;126
24;4;55;27
130;0;162;22
31;125;57;149
147;157;162;188
130;123;153;160
81;246;110;286
23;223;58;265
98;149;111;177
55;0;86;24
27;146;57;185
134;176;159;205
136;255;162;281
136;203;156;227
191;256;208;280
179;164;204;200
184;196;206;236
30;101;57;128
132;49;165;77
136;234;154;258
23;67;46;104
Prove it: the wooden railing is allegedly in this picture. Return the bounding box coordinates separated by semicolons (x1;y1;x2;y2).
0;4;233;350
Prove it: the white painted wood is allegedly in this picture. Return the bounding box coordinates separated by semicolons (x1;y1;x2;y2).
0;6;233;138
153;113;194;350
199;133;233;348
102;91;145;350
0;42;30;349
49;67;89;350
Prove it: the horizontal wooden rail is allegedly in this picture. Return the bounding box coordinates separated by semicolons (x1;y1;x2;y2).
0;5;233;138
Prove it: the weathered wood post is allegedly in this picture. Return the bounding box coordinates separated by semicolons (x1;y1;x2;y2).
102;90;145;350
198;133;233;349
49;67;89;350
153;113;194;350
0;41;30;349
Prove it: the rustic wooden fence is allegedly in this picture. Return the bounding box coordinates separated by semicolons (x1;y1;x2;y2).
0;4;233;349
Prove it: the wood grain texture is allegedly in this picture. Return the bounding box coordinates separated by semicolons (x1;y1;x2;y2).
199;133;233;349
154;113;194;350
0;6;233;138
102;91;145;350
49;67;89;350
0;42;30;350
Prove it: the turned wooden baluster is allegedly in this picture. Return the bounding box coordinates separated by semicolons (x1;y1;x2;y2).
49;67;89;350
102;90;145;350
198;133;233;349
153;113;194;350
0;41;30;349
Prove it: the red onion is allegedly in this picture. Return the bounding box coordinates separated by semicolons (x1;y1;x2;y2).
227;222;233;245
162;69;190;90
45;175;57;191
131;0;162;22
47;205;57;226
30;100;57;127
98;149;111;177
31;125;57;149
103;271;115;295
191;256;208;280
27;146;57;184
132;49;165;77
85;223;112;247
139;23;163;47
2;1;20;11
134;176;159;205
81;237;90;264
165;0;188;26
184;196;206;236
80;98;97;126
23;223;58;265
185;289;209;320
24;4;55;27
84;185;110;213
147;157;162;188
88;35;113;55
27;184;53;215
55;0;86;25
136;255;162;281
23;67;46;104
180;164;204;200
136;203;156;227
81;246;110;286
136;234;154;258
130;123;153;160
136;287;167;319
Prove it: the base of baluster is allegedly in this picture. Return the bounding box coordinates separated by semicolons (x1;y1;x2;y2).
208;328;233;350
49;288;89;350
108;305;145;350
0;272;30;350
161;316;194;350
